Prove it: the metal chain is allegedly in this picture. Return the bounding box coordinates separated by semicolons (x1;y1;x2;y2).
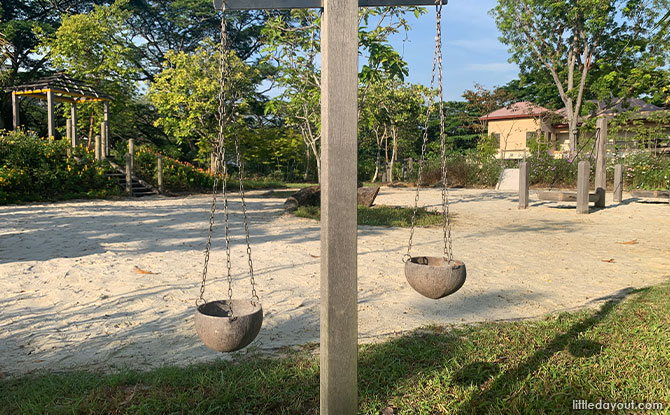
233;132;259;305
435;3;453;262
199;12;237;319
405;0;443;262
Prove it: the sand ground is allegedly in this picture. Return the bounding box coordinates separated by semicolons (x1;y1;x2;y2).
1;188;668;378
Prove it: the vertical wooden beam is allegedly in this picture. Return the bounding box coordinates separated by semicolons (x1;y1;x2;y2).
71;104;78;147
595;117;607;208
157;155;164;194
125;153;133;195
577;160;590;214
66;118;72;143
128;139;135;175
94;135;101;161
320;0;358;413
519;160;529;209
46;89;55;139
100;122;107;160
12;92;20;130
103;101;110;156
613;164;624;203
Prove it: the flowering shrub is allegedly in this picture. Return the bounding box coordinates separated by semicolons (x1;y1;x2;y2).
0;129;119;204
621;152;670;190
128;144;287;192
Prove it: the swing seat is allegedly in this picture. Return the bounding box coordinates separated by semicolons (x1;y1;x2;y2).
537;191;600;203
195;300;263;352
405;257;466;299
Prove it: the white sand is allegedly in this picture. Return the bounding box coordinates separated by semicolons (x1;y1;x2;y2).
0;188;668;377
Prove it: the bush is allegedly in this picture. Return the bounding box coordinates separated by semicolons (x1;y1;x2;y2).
621;152;670;191
0;129;119;204
420;151;502;188
128;144;289;193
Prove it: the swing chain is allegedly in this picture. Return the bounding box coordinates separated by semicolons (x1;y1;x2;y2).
406;0;446;261
233;132;259;305
435;3;453;262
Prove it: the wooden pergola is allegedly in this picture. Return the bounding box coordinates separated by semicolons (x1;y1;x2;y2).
8;73;112;152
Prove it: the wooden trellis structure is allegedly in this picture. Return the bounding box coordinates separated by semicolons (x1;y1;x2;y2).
213;1;440;414
7;73;112;154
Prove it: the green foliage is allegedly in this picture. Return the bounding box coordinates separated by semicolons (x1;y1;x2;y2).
148;39;263;163
3;282;669;414
127;145;289;193
0;129;119;204
421;151;503;188
622;152;670;191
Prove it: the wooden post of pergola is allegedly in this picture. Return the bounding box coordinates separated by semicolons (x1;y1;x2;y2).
214;1;440;413
12;92;20;129
6;73;112;146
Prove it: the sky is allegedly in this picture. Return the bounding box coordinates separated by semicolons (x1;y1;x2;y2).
383;0;520;101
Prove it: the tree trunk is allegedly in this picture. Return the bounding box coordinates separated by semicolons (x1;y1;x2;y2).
284;185;381;210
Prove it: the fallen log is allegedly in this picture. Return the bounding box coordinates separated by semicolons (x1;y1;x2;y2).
284;185;381;210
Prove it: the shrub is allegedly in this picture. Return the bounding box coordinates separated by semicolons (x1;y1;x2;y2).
621;152;670;191
0;129;119;204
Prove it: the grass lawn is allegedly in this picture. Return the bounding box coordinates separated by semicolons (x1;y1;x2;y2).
2;282;668;414
293;205;445;227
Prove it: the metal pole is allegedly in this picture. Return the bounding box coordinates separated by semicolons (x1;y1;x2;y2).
320;0;358;412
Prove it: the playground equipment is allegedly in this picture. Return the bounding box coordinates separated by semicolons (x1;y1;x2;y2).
404;4;465;299
521;118;609;214
208;1;449;413
194;14;262;353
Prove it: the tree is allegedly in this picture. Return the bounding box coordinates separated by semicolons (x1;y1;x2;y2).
149;39;264;165
492;0;670;156
263;7;424;183
36;0;140;144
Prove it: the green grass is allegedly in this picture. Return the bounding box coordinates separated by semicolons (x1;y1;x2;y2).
293;205;445;227
2;282;669;414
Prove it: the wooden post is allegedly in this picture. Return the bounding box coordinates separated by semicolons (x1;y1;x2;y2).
125;153;133;195
12;92;20;130
100;122;107;160
157;155;164;194
103;102;110;156
595;117;607;208
577;160;590;214
46;89;55;139
94;135;101;161
408;157;413;176
71;104;78;147
519;160;529;209
614;164;624;203
320;0;358;413
66;118;72;143
128;139;135;175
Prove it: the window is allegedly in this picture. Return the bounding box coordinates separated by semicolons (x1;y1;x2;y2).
491;133;501;147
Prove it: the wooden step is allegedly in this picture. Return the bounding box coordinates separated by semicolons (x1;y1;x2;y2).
537;191;600;203
631;190;669;198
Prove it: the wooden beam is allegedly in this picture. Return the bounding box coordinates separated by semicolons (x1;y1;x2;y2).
12;92;20;130
320;0;358;413
47;89;56;139
577;161;590;214
595;117;607;208
214;0;441;10
518;161;529;209
71;104;78;147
